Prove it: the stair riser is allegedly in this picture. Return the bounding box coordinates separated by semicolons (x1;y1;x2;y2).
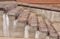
0;11;4;15
10;32;24;38
29;33;35;38
49;36;58;39
39;32;47;39
29;26;37;32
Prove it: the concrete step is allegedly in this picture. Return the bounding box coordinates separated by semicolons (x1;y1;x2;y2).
28;13;37;27
26;26;37;38
29;31;48;39
0;37;35;39
10;32;24;38
29;32;35;38
18;9;30;23
39;32;47;39
45;19;58;39
38;16;48;32
29;26;37;33
37;16;48;39
52;23;60;39
9;22;26;32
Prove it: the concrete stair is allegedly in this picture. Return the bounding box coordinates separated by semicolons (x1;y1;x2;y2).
38;16;48;39
0;2;60;39
8;7;25;38
8;16;26;38
9;15;26;37
29;26;37;38
52;23;60;39
45;19;58;39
